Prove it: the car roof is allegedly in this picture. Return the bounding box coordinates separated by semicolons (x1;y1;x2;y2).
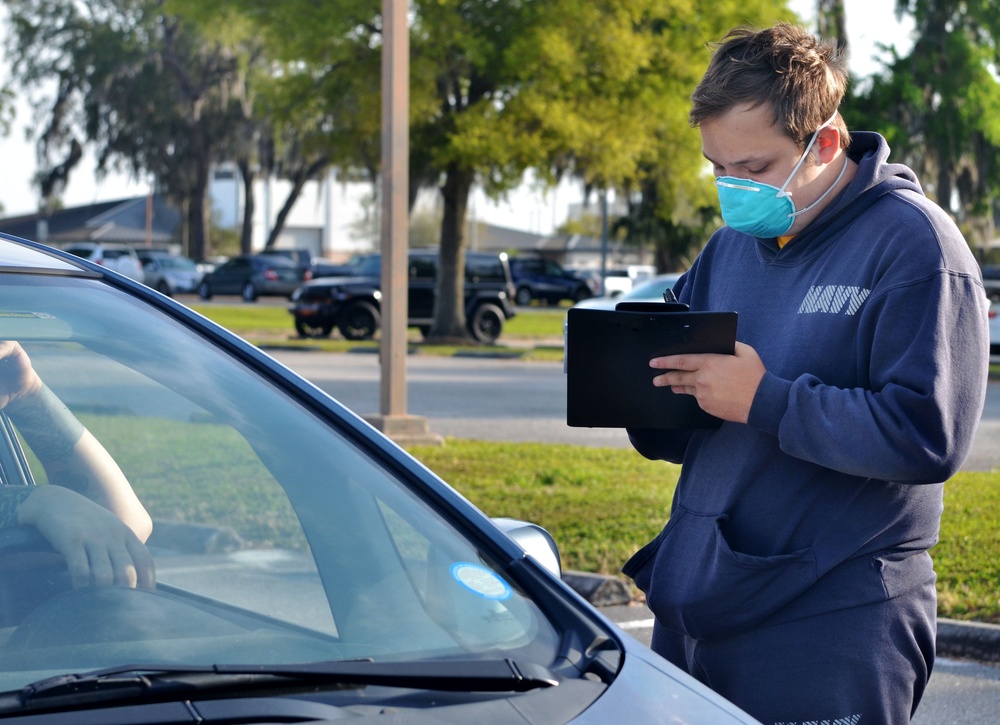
568;272;684;312
0;234;91;273
63;241;136;250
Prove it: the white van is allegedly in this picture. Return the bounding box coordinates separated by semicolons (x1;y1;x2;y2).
63;242;145;283
603;264;655;297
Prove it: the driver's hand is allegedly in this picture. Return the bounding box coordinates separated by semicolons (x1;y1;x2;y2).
0;340;42;407
16;485;155;590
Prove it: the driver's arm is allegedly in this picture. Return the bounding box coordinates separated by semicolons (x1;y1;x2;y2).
0;341;154;588
5;383;153;542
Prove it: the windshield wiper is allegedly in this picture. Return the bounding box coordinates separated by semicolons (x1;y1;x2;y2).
10;658;559;712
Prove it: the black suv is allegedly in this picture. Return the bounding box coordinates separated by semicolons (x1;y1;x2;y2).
289;250;517;343
509;256;593;306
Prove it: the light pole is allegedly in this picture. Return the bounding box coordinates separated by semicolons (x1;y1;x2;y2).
365;0;442;445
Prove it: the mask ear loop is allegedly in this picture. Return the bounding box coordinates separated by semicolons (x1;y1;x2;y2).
776;111;840;199
789;155;849;218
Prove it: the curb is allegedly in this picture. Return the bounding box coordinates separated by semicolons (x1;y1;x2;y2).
937;618;1000;663
561;571;633;607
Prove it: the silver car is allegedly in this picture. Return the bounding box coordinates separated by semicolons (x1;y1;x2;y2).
0;234;759;724
137;251;202;296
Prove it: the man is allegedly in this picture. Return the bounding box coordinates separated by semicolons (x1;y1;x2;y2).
623;23;989;725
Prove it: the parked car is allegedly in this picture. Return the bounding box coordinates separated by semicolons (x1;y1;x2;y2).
291;250;517;343
570;272;684;313
0;231;761;725
62;241;145;283
310;253;382;279
982;264;1000;302
509;256;593;306
197;254;311;301
990;301;1000;355
601;265;657;298
136;249;203;296
564;267;604;297
258;247;314;271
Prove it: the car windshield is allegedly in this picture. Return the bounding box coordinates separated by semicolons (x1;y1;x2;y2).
622;275;682;301
155;256;197;270
0;273;565;693
346;254;381;276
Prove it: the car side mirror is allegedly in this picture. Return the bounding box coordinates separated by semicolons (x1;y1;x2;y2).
491;517;561;578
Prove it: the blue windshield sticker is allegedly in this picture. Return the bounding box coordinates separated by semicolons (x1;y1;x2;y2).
450;562;513;600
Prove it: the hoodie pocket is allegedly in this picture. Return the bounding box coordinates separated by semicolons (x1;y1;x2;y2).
623;507;818;641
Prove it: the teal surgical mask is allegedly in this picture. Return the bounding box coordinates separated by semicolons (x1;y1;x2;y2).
715;114;847;238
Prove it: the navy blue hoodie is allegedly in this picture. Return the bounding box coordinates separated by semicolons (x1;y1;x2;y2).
624;132;989;642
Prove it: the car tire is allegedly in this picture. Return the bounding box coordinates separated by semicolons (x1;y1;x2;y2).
514;287;533;306
197;281;212;300
295;318;334;339
572;287;591;303
338;301;380;340
242;282;258;302
156;281;172;297
468;303;504;344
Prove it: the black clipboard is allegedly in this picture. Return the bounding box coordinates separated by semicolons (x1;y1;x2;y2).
565;305;738;429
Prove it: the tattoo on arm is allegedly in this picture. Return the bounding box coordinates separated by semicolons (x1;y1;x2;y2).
0;487;34;529
6;384;85;470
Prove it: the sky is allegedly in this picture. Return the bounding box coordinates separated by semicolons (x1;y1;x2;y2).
0;1;914;232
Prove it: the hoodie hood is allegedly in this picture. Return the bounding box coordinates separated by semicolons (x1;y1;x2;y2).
818;131;922;218
768;132;924;255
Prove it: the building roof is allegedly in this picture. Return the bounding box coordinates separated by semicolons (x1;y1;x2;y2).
0;195;181;246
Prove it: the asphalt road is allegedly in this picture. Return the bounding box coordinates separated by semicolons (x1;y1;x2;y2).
270;347;1000;725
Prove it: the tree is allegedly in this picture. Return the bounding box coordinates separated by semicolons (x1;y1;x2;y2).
1;0;259;260
816;0;848;51
177;0;791;339
842;0;1000;252
410;0;784;338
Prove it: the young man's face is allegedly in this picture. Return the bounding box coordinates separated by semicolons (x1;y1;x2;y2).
700;102;839;236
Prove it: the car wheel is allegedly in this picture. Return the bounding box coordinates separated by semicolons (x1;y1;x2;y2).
242;281;258;302
197;281;212;300
573;287;591;303
295;318;334;339
156;281;172;297
468;303;504;344
338;301;380;340
514;287;533;306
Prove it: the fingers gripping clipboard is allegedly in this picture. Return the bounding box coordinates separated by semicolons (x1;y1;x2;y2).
565;301;737;429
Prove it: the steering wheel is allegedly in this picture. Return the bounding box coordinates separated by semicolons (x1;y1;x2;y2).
0;525;71;628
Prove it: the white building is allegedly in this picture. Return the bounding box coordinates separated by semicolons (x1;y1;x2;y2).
209;164;382;261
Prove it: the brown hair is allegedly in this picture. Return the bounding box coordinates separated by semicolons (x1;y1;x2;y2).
690;23;850;149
